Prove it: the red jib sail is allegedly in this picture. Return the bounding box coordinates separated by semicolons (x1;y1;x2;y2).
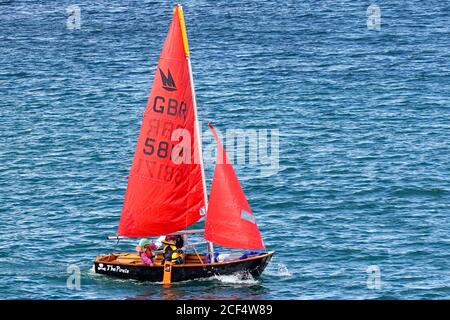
205;123;264;250
118;6;205;237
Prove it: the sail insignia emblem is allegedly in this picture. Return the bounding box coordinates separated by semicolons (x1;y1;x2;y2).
240;209;256;224
159;68;177;91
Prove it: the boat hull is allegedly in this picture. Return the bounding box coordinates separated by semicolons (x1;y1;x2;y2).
94;251;274;282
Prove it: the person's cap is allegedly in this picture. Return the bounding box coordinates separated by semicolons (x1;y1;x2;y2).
162;239;176;245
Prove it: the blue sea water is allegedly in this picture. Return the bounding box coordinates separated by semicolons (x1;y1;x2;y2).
1;0;450;299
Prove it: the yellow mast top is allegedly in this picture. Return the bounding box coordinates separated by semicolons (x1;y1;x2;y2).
175;4;190;57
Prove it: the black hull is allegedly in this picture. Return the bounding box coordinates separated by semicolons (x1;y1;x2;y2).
94;251;274;282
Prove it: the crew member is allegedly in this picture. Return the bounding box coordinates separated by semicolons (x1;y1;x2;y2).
161;236;184;265
136;239;157;266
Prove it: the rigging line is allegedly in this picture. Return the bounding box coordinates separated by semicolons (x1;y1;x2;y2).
190;244;205;266
113;238;120;252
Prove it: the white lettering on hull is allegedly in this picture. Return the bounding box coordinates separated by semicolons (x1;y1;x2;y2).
97;263;130;274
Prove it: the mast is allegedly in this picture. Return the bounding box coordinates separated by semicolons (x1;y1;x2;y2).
176;4;215;261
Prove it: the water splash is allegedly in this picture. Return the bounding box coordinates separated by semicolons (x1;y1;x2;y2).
213;273;260;285
264;262;293;277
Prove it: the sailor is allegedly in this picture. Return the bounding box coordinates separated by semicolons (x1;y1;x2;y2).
136;239;157;266
161;236;184;265
156;234;186;250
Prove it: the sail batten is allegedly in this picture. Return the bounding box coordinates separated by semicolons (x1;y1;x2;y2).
118;6;204;237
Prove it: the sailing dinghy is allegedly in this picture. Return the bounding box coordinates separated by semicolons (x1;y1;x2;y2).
94;4;274;283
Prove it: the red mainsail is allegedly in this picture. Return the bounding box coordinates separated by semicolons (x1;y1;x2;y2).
205;123;264;250
118;6;205;237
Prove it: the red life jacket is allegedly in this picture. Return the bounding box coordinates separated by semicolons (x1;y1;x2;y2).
144;247;154;259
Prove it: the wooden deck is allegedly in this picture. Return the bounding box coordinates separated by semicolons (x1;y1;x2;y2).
96;252;208;266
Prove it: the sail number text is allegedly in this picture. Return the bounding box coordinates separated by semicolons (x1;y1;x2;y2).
135;159;186;185
143;138;183;161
